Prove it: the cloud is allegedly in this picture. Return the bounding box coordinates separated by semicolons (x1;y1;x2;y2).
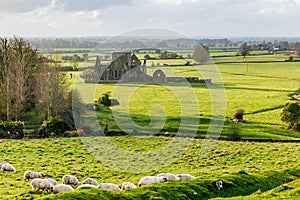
0;0;50;13
57;0;134;11
0;0;300;37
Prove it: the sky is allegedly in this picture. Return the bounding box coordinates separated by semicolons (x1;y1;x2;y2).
0;0;300;38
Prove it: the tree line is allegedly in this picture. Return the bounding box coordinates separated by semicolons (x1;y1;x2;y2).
0;37;71;123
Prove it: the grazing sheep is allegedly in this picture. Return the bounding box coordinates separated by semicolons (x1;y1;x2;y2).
175;174;195;180
62;175;80;186
157;173;176;181
47;178;58;186
82;178;98;186
53;184;74;194
0;162;7;168
98;183;121;192
30;178;54;192
1;162;16;172
138;176;168;187
24;170;44;180
215;180;223;190
77;184;98;189
121;182;137;190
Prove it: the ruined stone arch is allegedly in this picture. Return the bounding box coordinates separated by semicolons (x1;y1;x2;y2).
153;70;166;82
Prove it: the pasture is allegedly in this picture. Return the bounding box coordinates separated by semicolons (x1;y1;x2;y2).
74;52;300;140
1;50;300;199
0;137;299;199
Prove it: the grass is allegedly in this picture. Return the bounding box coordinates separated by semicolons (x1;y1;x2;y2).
41;169;300;200
73;52;300;140
10;50;297;199
0;137;299;199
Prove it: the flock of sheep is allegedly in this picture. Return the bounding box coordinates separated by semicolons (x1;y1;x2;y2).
1;161;197;195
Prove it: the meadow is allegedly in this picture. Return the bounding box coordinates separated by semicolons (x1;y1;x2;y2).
73;52;300;140
1;50;300;199
0;137;299;199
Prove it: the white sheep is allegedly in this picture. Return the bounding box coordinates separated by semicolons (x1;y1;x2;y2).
53;184;74;194
1;162;16;172
47;178;58;186
82;178;98;186
121;182;137;190
175;174;195;180
30;178;54;192
98;183;121;192
77;184;98;189
138;176;168;187
62;175;80;186
0;162;7;168
157;173;176;181
24;170;44;180
216;180;223;190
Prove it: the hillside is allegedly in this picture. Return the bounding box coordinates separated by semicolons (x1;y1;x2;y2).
0;137;299;199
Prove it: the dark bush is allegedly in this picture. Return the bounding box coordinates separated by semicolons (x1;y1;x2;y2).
228;124;242;141
38;117;69;137
233;108;245;122
280;102;300;130
64;130;83;137
0;121;24;139
97;92;119;107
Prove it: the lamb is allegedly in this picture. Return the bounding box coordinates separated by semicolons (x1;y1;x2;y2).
53;184;74;194
175;174;195;180
47;178;58;186
121;182;137;190
24;170;44;180
157;173;176;181
82;178;98;186
138;176;168;187
30;178;54;192
1;162;16;172
98;183;122;192
77;184;98;189
62;175;80;186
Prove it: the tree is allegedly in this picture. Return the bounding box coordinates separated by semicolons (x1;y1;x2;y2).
295;43;300;58
193;44;210;64
239;43;251;58
0;37;40;120
280;102;300;130
35;63;69;119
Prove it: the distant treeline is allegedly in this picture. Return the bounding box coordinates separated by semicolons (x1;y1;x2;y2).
27;37;300;52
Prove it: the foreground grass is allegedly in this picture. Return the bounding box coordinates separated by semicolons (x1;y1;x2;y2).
40;169;300;200
0;137;299;199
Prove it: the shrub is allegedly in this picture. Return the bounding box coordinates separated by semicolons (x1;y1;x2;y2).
233;108;245;122
0;120;24;139
280;102;300;130
97;92;119;107
38;117;69;137
64;130;83;137
228;124;242;141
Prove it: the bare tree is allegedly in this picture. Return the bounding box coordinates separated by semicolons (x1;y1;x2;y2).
0;37;39;120
35;63;69;119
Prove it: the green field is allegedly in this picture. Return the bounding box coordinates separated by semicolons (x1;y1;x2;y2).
1;50;300;199
0;137;299;199
73;52;300;140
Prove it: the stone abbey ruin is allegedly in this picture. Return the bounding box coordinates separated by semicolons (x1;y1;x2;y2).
81;51;211;84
